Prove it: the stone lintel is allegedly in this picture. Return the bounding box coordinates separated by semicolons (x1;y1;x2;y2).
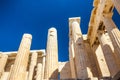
2;50;45;60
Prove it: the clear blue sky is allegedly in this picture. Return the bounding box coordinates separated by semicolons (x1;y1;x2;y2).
0;0;120;61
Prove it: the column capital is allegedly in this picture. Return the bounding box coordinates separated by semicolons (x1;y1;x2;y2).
48;27;57;32
48;27;57;36
69;17;81;38
69;17;81;28
23;33;32;39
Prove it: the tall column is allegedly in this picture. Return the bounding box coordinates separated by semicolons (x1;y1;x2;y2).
95;44;110;77
103;17;120;61
0;54;8;77
35;63;42;80
41;53;46;80
9;34;32;80
69;40;77;79
98;33;119;76
28;52;38;80
44;27;58;79
69;17;88;79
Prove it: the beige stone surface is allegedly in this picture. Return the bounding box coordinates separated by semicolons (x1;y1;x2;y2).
69;37;77;78
28;52;38;80
0;0;120;79
59;62;71;79
41;54;45;80
95;44;110;77
9;34;32;80
7;65;13;80
87;0;114;46
98;33;120;77
0;54;8;77
103;17;120;61
0;72;9;80
69;17;88;79
84;41;99;78
35;63;42;80
44;27;58;79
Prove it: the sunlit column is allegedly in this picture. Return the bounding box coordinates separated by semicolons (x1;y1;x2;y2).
44;28;58;79
98;33;119;76
103;17;120;60
9;34;32;80
28;52;38;80
69;17;88;79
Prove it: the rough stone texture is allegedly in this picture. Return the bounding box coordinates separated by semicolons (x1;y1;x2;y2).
87;0;114;46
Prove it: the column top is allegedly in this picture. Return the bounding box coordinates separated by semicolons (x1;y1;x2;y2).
48;27;57;36
23;33;32;39
69;17;81;37
69;17;81;29
69;17;81;27
49;27;57;32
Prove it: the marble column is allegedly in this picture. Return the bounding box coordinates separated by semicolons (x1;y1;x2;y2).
103;17;120;61
44;27;58;79
28;52;38;80
69;17;88;79
69;39;77;79
36;63;42;80
95;44;110;77
41;53;45;80
9;34;32;80
98;33;119;76
0;54;8;77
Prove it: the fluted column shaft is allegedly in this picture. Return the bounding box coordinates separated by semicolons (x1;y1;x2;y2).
42;55;45;80
69;17;88;79
98;33;119;76
69;40;77;79
36;63;42;80
9;34;32;80
28;52;38;80
0;54;8;77
44;28;58;79
103;17;120;60
95;44;110;77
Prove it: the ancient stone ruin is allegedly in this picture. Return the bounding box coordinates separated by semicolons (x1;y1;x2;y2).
0;0;120;80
